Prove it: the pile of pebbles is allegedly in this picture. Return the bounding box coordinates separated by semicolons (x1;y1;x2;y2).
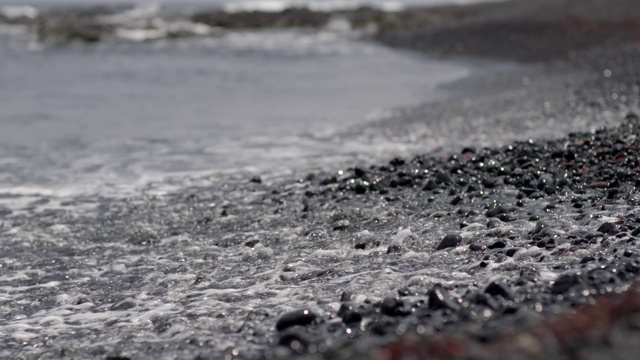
260;112;640;359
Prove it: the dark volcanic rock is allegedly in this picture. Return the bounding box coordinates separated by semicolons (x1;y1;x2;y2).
428;285;460;311
276;309;317;331
437;233;462;250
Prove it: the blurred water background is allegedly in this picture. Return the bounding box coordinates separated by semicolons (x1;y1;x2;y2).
0;0;498;199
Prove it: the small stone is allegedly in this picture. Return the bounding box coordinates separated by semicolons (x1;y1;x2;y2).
485;282;513;299
482;176;497;188
380;297;406;317
341;308;362;324
244;240;260;248
461;147;476;156
387;244;403;254
320;176;337;185
423;179;438;191
435;172;452;184
597;222;616;234
488;241;507;249
278;332;309;351
469;244;486;252
580;256;596;264
110;299;136;311
552;273;581;294
250;176;262;184
333;219;350;230
276;309;317;331
354;184;367;194
505;248;519;257
427;285;459;311
340;291;355;302
533;221;549;235
437;234;462;250
487;219;502;229
485;206;507;218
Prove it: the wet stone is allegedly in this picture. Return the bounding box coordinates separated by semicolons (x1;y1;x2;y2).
110;299;137;311
340;291;355;303
353;184;367;194
580;256;596;264
380;297;406;317
488;240;507;249
427;285;460;311
551;273;582;294
437;233;462;250
469;244;486;252
332;219;350;230
597;222;616;234
276;309;317;331
485;206;508;218
278;331;309;351
341;308;362;324
485;282;513;299
487;219;502;229
435;172;452;184
387;244;403;254
423;179;438;191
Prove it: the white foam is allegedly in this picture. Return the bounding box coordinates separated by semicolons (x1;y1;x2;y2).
99;3;161;24
0;5;38;20
223;0;405;13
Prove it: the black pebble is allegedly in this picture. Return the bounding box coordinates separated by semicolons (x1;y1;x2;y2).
427;285;459;311
387;244;403;254
276;309;317;331
340;291;354;302
437;234;462;250
435;172;452;184
341;308;362;324
630;227;640;237
469;244;486;252
505;248;519;257
597;222;616;234
380;297;405;317
485;281;513;299
488;241;507;249
278;332;309;350
580;255;596;264
250;176;262;183
354;184;367;194
423;179;438;191
485;206;507;218
552;273;581;294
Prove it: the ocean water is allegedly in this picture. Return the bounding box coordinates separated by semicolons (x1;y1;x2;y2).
0;3;478;200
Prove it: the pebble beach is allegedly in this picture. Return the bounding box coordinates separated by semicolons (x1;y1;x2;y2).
1;0;640;359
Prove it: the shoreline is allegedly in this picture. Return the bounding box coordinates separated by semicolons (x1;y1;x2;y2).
2;1;640;359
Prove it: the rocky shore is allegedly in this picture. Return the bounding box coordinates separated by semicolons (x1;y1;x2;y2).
2;1;640;360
